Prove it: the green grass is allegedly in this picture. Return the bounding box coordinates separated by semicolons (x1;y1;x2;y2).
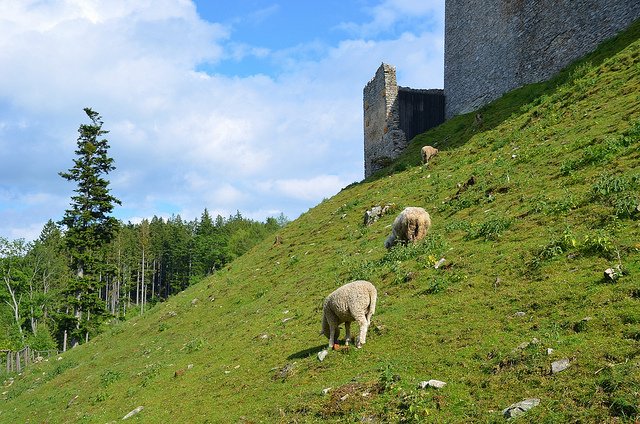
2;20;640;423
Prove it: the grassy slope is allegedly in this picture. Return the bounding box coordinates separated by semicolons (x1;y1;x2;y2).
2;21;640;423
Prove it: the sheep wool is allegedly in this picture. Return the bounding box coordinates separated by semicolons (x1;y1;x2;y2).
321;280;377;349
421;145;438;165
385;207;431;249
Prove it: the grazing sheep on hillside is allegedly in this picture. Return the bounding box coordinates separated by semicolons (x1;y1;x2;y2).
385;207;431;249
321;280;377;349
421;145;439;165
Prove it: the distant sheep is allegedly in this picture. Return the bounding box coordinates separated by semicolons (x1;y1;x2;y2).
385;207;431;249
421;145;438;165
321;280;377;349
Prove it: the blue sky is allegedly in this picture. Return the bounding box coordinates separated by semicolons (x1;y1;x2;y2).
0;0;444;241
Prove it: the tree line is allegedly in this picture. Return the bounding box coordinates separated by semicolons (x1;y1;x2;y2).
0;109;286;353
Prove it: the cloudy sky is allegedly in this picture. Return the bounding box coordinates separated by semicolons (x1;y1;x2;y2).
0;0;444;241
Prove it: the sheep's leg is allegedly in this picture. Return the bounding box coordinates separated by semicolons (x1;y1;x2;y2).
355;316;369;348
328;325;336;349
344;322;351;346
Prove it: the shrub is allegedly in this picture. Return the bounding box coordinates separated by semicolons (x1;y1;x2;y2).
592;174;630;197
444;220;472;233
536;228;577;260
591;173;640;218
620;119;640;146
26;324;58;352
100;369;122;388
182;338;206;353
581;231;616;258
466;216;513;241
382;234;448;264
419;273;465;296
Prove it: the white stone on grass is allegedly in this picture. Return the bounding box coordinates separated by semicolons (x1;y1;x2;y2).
502;398;540;418
122;406;144;420
317;349;328;362
551;358;571;374
418;379;447;389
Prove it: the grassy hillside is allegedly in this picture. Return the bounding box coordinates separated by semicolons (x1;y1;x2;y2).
2;20;640;423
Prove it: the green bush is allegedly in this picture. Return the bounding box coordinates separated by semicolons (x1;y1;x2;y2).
466;216;513;241
591;173;639;218
26;324;58;352
581;231;616;258
100;369;122;388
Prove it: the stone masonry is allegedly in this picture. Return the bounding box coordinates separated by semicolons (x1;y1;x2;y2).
364;2;639;177
363;64;445;178
444;0;640;118
363;63;406;178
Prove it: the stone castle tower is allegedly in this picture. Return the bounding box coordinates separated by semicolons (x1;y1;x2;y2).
363;64;444;177
445;0;640;118
364;0;640;177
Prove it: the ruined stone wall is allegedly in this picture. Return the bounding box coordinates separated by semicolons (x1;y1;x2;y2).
363;64;445;178
444;0;640;118
363;63;406;178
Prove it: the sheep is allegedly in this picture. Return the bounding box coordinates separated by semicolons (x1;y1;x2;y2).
385;207;431;249
321;280;377;349
421;145;438;165
474;112;484;129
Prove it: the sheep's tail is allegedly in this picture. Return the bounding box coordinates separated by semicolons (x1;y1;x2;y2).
366;287;377;325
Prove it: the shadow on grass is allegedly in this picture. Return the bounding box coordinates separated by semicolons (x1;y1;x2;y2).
287;344;328;360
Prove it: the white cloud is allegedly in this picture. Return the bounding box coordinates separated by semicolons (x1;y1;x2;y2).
0;0;228;113
0;1;445;240
211;184;246;205
260;175;349;202
226;42;271;61
339;0;444;37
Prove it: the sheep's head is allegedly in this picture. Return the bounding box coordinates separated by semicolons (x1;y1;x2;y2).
384;233;396;249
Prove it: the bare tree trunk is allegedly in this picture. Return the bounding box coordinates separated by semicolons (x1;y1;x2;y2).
125;266;130;317
73;292;81;349
72;265;83;348
135;269;140;306
3;275;23;337
151;259;156;300
141;248;145;315
112;277;118;317
104;276;109;310
26;251;42;335
42;264;51;322
28;279;36;334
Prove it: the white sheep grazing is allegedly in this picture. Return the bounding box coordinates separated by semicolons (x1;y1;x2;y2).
321;280;377;349
421;145;439;165
385;207;431;249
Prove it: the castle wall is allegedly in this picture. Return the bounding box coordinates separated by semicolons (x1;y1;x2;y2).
444;0;640;118
363;64;406;178
363;64;445;178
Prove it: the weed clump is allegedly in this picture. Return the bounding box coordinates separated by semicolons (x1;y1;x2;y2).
466;216;513;241
591;173;640;218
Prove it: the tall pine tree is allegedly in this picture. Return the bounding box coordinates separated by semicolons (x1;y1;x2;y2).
59;108;121;349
